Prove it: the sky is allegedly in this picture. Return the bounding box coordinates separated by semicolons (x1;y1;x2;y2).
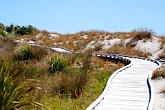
0;0;165;35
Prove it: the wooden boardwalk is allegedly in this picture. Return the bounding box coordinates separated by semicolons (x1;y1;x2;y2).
87;54;161;110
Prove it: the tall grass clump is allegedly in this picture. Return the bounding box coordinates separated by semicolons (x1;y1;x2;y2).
31;46;48;61
94;43;102;51
158;50;165;59
152;66;165;79
0;61;37;110
70;52;91;98
46;52;92;99
13;44;32;62
0;38;16;57
48;55;68;74
160;37;165;45
131;29;153;41
160;89;165;93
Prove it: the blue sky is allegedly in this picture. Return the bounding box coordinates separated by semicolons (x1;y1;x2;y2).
0;0;165;35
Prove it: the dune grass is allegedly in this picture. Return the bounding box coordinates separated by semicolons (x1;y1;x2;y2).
160;89;165;93
106;43;150;58
152;66;165;79
160;37;165;45
152;66;165;94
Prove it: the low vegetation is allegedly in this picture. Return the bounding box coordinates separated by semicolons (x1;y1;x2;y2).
158;50;165;59
131;29;153;40
152;66;165;79
106;43;150;58
160;89;165;93
0;37;123;110
48;55;68;74
0;58;42;110
160;36;165;44
13;44;48;62
152;66;165;94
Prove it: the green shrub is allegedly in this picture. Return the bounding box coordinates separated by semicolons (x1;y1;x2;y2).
5;24;36;36
48;55;68;74
0;23;6;37
13;45;32;62
0;30;6;37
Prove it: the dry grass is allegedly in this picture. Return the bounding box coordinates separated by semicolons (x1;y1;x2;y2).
14;30;155;57
160;89;165;93
106;43;150;58
41;30;50;36
131;29;153;40
50;32;97;50
32;46;49;61
84;36;95;44
93;43;102;51
54;36;67;43
110;32;130;39
39;39;55;46
0;38;17;57
160;36;165;44
152;66;165;79
158;50;165;59
124;29;153;48
90;56;124;72
72;34;84;41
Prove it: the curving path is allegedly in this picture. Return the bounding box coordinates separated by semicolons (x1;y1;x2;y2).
87;54;161;110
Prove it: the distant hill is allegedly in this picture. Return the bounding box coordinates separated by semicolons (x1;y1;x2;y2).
15;29;165;59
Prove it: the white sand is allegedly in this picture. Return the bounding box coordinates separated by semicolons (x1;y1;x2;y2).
81;34;88;39
101;39;121;50
134;37;162;59
152;78;165;110
85;39;122;50
51;47;71;53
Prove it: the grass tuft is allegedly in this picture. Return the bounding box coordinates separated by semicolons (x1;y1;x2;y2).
48;55;68;74
160;89;165;93
13;44;32;62
131;29;153;41
152;66;165;79
0;60;40;110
